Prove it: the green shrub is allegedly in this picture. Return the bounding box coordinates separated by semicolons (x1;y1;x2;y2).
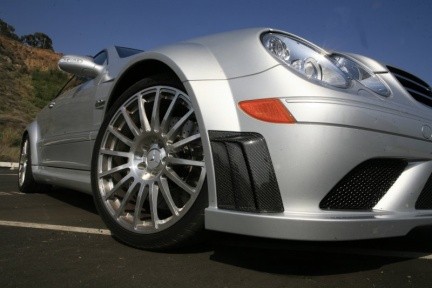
31;69;68;108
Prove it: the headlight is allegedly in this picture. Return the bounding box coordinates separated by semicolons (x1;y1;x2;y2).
330;54;390;96
261;32;390;96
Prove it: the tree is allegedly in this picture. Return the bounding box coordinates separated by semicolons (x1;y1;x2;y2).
0;19;54;50
20;34;36;47
0;18;19;41
21;32;53;50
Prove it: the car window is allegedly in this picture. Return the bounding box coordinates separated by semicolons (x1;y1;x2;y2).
115;46;143;58
93;50;108;66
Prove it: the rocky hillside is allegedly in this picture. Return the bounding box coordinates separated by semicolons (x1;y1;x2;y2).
0;35;68;161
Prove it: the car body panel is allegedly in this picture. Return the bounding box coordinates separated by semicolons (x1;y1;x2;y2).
25;27;432;241
38;80;95;170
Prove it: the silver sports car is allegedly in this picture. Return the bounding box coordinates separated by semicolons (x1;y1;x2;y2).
18;28;432;250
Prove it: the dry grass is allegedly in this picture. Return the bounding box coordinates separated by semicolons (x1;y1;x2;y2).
0;35;65;161
0;35;61;71
0;126;22;162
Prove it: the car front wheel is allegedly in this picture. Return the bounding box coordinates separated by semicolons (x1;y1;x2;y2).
92;79;207;250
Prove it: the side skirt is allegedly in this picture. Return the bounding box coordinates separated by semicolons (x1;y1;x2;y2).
32;165;92;194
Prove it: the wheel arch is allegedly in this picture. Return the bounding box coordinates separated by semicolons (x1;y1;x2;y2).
105;44;227;115
24;121;41;167
106;59;182;113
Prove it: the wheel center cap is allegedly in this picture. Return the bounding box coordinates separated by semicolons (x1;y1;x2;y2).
145;144;166;171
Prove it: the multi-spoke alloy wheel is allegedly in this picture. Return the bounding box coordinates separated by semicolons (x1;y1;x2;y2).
18;135;46;193
18;138;29;188
92;79;207;249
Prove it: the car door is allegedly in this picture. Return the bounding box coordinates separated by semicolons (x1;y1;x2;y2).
38;51;108;170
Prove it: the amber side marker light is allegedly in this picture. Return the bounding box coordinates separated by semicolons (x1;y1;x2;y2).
239;98;296;123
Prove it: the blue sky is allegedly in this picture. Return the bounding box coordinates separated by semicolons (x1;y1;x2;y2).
1;0;432;84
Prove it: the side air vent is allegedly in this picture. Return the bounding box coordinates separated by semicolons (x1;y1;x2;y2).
416;173;432;210
387;65;432;108
320;159;407;210
209;131;284;213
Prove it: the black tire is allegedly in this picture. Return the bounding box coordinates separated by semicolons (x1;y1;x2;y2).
18;135;48;193
91;78;208;250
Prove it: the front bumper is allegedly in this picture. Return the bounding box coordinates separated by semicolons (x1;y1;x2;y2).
205;120;432;240
186;65;432;240
205;208;432;241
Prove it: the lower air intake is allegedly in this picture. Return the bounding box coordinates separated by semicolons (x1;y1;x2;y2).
320;159;407;210
416;173;432;210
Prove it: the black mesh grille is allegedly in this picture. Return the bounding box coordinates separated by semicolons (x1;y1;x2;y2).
387;65;432;108
209;131;284;213
320;159;407;210
416;173;432;210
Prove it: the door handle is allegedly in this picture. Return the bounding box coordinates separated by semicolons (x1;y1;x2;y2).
48;101;56;108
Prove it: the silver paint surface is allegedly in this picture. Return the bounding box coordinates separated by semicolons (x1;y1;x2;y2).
25;28;432;240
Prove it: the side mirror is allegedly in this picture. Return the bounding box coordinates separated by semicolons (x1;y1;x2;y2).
58;55;104;79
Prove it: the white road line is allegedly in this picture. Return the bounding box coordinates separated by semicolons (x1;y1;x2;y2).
0;191;25;195
0;220;112;235
0;161;18;169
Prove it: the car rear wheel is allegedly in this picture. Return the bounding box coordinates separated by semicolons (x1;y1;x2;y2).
92;79;207;250
18;135;47;193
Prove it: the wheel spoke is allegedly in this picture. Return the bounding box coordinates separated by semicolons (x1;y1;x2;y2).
18;141;28;185
21;141;27;159
104;172;132;200
133;184;148;228
108;126;133;147
160;92;179;132
99;163;129;177
121;107;140;137
169;133;201;151
100;149;130;158
196;167;207;192
166;156;205;167
164;167;195;194
150;87;161;132
159;177;180;216
19;161;25;171
20;152;27;162
116;181;138;218
19;154;27;168
165;109;193;140
149;182;159;228
138;97;151;132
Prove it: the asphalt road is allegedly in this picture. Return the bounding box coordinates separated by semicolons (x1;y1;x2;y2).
1;168;432;288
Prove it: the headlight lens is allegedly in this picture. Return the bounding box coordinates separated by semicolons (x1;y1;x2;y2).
267;36;290;61
330;54;390;96
262;33;390;96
